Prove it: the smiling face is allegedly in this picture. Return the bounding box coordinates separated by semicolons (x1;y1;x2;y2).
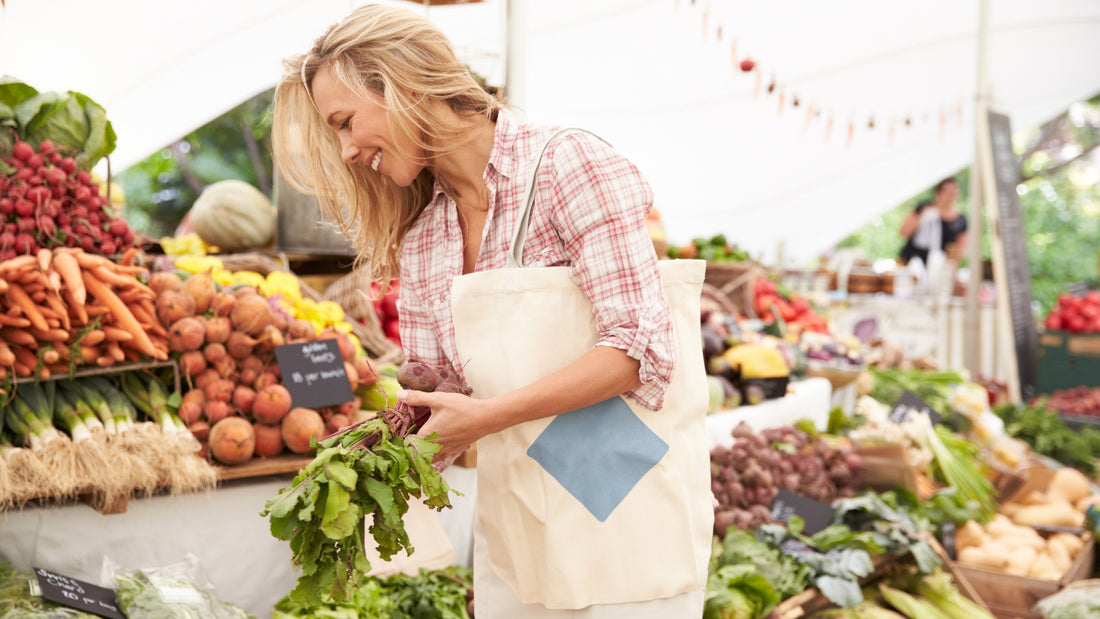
310;64;425;187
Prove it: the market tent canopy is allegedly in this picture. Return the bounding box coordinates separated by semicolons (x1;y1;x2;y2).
2;0;1099;261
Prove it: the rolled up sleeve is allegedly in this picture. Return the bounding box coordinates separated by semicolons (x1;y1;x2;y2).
545;133;674;410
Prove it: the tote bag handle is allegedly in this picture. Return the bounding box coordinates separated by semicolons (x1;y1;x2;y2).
506;128;610;269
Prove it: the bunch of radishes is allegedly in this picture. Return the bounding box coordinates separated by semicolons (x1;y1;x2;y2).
0;139;141;260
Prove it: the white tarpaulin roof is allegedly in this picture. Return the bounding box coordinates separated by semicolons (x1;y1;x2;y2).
2;0;1099;262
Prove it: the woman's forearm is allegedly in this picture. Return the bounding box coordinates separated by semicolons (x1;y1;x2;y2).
480;345;643;435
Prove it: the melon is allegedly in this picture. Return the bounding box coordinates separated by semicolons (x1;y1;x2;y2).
190;180;275;251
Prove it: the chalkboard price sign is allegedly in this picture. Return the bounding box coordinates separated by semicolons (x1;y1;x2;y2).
769;488;835;535
888;390;943;426
33;567;124;619
274;338;355;409
988;111;1039;401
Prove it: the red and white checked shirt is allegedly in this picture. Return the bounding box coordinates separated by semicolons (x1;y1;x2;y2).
398;109;674;410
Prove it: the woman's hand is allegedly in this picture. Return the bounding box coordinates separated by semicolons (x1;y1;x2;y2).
398;389;496;467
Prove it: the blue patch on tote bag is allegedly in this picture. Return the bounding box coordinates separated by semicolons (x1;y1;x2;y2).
526;397;668;522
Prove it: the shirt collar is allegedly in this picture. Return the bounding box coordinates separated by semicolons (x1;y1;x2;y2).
431;107;514;203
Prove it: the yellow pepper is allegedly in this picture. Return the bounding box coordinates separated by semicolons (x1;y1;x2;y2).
175;255;224;275
233;271;266;289
260;271;302;300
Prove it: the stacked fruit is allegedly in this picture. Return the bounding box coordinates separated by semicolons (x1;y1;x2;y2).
1044;290;1100;333
753;278;830;335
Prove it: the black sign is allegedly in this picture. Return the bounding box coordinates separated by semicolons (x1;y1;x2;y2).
988;111;1038;401
274;338;355;409
769;488;835;536
940;520;957;560
888;391;943;426
34;567;124;619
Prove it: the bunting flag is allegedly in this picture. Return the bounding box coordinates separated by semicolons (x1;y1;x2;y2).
675;0;967;149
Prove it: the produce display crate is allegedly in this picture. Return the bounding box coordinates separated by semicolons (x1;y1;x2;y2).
852;442;923;497
703;260;768;318
954;462;1099;619
953;533;1095;619
1036;331;1100;394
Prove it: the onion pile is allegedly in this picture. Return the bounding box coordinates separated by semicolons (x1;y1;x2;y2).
710;421;864;537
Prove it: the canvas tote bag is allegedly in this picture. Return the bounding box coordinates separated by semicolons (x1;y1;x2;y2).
450;129;713;611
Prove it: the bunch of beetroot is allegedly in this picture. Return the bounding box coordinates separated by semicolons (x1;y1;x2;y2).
0;139;141;260
710;421;863;537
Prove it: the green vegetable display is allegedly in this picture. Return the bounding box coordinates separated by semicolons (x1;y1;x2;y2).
273;566;472;619
995;401;1100;477
262;416;454;606
0;563;99;619
113;570;254;619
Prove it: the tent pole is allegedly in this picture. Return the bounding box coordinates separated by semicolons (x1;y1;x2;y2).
964;0;990;381
504;0;527;108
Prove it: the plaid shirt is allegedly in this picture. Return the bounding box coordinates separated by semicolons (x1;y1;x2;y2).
398;109;673;410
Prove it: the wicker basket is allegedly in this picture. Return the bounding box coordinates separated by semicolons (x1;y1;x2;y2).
323;267;405;365
703;260;768;318
213;252;403;364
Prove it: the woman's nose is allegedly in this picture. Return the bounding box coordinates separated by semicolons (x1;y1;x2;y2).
340;137;359;164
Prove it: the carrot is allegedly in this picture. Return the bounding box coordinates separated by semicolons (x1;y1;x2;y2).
18;269;47;288
30;328;69;342
0;255;36;278
81;329;107;347
36;247;51;273
0;278;7;294
95;355;115;367
0;315;31;328
51;250;85;307
73;251;115;271
12;361;32;377
0;341;14;366
5;283;49;332
79;345;101;364
46;270;62;293
92;265;154;298
119;246;138;267
43;291;70;331
63;289;89;326
130;302;168;337
12;345;37;371
85;304;111;317
81;269;166;360
106;341;125;363
40;346;60;365
1;328;37;349
30;289;47;304
102;325;134;342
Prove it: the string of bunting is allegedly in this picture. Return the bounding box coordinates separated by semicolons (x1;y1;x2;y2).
673;0;969;148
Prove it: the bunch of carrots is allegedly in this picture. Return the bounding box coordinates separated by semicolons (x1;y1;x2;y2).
0;246;168;384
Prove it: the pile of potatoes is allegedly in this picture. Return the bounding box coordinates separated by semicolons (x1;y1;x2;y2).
955;466;1098;580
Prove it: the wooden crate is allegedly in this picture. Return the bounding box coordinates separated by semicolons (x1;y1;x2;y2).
954;533;1095;619
853;442;922;496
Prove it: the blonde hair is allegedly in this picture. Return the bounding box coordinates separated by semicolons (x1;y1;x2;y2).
272;3;499;283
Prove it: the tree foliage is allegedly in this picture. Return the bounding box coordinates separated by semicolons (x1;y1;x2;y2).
117;88;274;238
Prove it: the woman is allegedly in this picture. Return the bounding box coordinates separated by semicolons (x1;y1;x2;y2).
898;177;968;265
272;4;710;617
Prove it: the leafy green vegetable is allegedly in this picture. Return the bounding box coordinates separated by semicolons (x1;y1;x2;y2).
0;563;100;619
114;571;255;619
868;367;966;419
995;401;1100;477
262;417;455;607
710;530;810;601
0;76;116;169
273;566;471;619
703;565;780;619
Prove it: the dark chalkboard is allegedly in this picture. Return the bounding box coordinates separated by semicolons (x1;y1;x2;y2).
33;567;124;619
988;111;1038;401
274;338;355;409
769;488;835;536
888;390;943;426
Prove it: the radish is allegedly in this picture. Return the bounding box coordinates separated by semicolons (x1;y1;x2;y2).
11;141;34;162
59;157;77;175
13;233;37;254
38;139;55;155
